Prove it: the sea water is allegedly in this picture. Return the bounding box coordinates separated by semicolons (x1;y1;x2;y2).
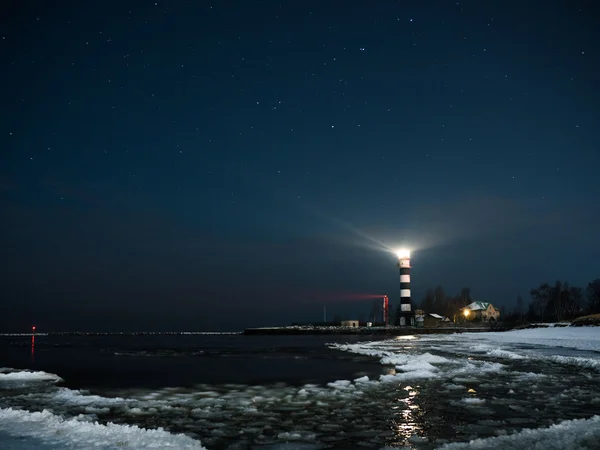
1;328;600;449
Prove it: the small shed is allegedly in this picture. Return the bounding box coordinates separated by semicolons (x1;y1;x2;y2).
423;313;450;328
341;320;359;327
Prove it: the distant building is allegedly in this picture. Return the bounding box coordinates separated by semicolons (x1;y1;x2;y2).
465;302;500;322
423;313;452;328
340;320;359;327
414;309;425;328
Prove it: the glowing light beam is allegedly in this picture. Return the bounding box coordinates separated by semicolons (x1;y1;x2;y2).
395;248;411;259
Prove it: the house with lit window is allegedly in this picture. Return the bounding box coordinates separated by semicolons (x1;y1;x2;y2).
465;302;500;322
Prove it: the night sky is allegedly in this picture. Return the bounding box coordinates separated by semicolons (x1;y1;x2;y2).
1;1;599;332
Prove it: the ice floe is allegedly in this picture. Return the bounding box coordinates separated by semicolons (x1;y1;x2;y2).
0;407;206;449
1;326;599;449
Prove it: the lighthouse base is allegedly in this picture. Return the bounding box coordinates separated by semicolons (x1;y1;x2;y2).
397;312;415;327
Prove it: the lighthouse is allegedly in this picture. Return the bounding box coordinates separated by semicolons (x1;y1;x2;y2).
396;249;414;326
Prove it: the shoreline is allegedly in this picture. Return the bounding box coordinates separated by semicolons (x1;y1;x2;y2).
243;325;508;335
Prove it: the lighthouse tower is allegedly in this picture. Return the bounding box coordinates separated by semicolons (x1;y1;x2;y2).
397;249;414;326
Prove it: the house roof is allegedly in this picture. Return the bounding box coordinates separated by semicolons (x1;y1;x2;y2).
467;301;496;311
428;313;444;319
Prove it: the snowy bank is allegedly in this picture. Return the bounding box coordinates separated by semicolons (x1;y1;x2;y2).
439;326;600;352
0;408;206;450
439;415;600;450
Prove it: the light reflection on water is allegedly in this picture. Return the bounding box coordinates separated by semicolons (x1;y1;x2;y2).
388;385;425;447
3;333;600;449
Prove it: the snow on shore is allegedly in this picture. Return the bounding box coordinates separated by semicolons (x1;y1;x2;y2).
439;415;600;450
0;408;206;450
430;326;600;352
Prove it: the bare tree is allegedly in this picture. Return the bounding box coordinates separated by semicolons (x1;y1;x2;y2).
445;289;471;321
418;286;473;321
369;299;381;323
433;285;446;313
516;295;525;322
551;281;567;322
586;279;600;314
530;283;550;322
460;287;472;305
420;288;435;313
567;286;584;318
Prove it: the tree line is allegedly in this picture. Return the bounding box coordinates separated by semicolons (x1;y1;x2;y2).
394;279;600;323
392;286;474;324
524;279;600;322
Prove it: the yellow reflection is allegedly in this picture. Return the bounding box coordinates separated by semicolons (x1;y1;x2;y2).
389;386;424;446
394;335;417;340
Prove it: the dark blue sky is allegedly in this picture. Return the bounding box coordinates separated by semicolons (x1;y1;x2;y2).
1;1;599;331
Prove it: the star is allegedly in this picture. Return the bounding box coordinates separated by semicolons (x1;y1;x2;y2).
1;0;597;342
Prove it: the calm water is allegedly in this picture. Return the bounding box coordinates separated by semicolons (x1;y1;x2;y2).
0;333;387;390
